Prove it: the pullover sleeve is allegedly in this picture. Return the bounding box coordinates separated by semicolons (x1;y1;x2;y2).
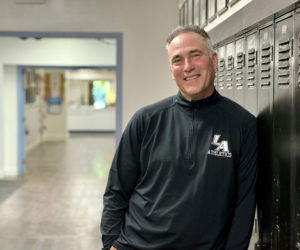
100;112;143;250
224;116;258;250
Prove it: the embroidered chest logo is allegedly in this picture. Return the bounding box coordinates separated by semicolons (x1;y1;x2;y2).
208;134;232;158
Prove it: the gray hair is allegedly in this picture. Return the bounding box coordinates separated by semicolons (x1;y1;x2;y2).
166;25;214;56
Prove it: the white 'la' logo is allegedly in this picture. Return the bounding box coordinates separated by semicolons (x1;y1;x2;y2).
211;134;229;152
208;134;232;158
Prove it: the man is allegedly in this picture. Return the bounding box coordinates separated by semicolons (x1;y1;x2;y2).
101;25;257;250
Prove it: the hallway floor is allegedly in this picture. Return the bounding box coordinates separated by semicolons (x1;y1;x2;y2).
0;133;115;250
0;133;257;250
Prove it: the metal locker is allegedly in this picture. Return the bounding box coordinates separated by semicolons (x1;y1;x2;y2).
274;12;294;250
244;31;258;116
188;0;194;25
200;0;207;28
217;46;226;97
217;0;227;15
234;37;245;106
295;8;300;249
208;0;216;22
214;54;218;91
255;23;275;250
193;0;200;26
224;42;235;101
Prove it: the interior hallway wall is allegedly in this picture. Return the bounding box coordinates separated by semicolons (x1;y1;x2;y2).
3;66;19;176
0;0;179;129
0;66;3;178
0;37;117;177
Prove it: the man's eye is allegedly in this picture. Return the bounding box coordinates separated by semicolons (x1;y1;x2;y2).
172;59;182;64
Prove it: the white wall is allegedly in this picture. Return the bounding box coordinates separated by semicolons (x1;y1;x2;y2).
25;102;42;152
3;65;19;176
0;0;179;128
0;65;3;177
0;0;179;177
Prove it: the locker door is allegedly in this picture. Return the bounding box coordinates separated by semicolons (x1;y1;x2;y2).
255;23;275;250
274;12;294;250
214;52;218;91
292;8;300;249
234;37;245;106
224;42;235;100
295;8;300;248
217;46;226;97
244;31;258;116
200;0;207;28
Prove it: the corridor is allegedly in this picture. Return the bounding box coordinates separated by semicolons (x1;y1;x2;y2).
0;133;115;250
0;132;257;250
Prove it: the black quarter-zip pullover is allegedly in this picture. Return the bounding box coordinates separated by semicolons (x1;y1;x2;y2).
101;90;257;250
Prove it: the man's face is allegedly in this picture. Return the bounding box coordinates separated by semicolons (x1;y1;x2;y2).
168;32;218;101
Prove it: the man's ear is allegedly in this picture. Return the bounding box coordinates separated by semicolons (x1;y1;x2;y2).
212;51;218;70
169;64;175;80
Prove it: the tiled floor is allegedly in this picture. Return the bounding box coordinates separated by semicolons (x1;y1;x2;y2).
0;133;115;250
0;133;257;250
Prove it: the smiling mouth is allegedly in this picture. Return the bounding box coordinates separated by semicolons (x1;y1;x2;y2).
184;75;200;81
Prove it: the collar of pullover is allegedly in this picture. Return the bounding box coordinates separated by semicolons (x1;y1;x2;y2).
174;89;220;110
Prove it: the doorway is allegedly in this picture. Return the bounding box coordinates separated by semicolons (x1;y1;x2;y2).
0;32;122;176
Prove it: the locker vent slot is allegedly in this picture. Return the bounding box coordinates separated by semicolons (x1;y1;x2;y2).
248;61;255;67
278;61;289;69
226;55;234;89
261;81;271;87
261;73;271;79
277;38;291;87
278;70;289;77
279;53;290;61
261;65;271;72
247;48;256;88
236;52;244;90
260;42;272;88
279;38;290;45
218;58;225;89
278;78;289;85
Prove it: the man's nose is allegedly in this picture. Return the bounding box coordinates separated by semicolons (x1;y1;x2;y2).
183;58;194;72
